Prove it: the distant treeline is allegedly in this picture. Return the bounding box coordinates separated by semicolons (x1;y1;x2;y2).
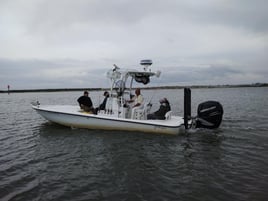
0;88;103;93
1;83;267;93
144;83;268;90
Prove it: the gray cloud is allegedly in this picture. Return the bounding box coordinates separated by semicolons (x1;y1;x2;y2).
176;0;268;32
0;0;267;89
19;0;268;33
0;58;109;89
155;65;241;85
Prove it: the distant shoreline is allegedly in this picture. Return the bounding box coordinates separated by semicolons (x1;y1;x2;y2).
1;83;267;93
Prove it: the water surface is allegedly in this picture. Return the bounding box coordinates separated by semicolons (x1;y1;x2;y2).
1;88;268;201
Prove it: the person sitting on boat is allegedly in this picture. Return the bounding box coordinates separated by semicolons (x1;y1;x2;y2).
99;91;109;110
127;88;144;119
95;91;109;113
147;98;171;120
127;88;144;108
77;91;95;113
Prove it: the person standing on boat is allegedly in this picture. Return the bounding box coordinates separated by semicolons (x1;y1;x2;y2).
147;98;171;120
77;91;95;113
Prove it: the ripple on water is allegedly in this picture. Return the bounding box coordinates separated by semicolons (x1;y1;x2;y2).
1;88;268;200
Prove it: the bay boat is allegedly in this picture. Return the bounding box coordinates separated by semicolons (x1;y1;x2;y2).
32;60;223;135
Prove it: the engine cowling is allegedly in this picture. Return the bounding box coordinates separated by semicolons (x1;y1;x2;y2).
196;101;224;129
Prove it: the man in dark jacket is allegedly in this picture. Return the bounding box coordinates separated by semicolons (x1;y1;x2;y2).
95;91;109;113
77;91;95;113
147;98;171;120
99;91;109;110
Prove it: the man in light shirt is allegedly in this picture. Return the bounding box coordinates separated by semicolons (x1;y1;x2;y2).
127;88;144;119
128;88;144;108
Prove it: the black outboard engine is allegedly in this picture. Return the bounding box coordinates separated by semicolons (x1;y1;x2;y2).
195;101;224;129
183;88;224;130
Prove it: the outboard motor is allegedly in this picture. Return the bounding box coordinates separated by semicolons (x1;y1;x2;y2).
183;88;224;130
195;101;224;129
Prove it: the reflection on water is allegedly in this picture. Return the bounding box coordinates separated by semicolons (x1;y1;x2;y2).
1;88;268;200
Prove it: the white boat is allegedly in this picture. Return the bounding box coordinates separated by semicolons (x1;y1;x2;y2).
32;60;223;135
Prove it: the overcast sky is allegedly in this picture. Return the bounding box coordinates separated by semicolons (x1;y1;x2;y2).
1;0;268;90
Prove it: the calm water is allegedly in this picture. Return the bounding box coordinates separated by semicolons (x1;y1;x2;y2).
1;88;268;201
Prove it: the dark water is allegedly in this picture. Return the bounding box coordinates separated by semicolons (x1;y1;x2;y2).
1;88;268;201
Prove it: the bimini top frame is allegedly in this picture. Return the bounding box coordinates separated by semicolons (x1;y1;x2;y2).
106;60;161;99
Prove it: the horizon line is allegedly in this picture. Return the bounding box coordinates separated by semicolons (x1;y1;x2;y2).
1;83;267;93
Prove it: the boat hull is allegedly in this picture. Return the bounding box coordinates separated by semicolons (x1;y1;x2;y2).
33;105;185;135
